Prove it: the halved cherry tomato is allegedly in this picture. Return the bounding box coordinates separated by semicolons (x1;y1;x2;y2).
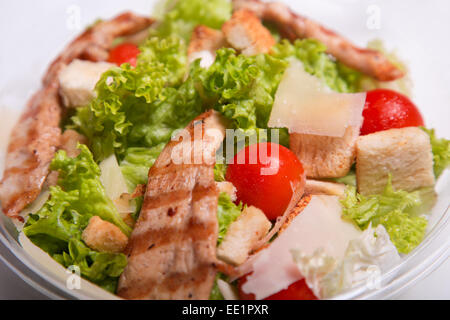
225;142;305;221
361;88;424;135
238;274;318;300
108;43;140;67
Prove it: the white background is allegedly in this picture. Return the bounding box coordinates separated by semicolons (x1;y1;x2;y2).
0;0;448;299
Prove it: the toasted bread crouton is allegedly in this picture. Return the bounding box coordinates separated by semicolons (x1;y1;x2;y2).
290;126;359;179
60;129;88;158
59;59;114;108
188;25;226;68
217;181;237;201
222;9;275;56
217;206;271;265
82;216;128;253
356;127;435;195
305;180;346;198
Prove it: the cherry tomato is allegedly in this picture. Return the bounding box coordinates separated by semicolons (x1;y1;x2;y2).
225;142;305;221
108;43;140;67
361;88;424;135
238;274;318;300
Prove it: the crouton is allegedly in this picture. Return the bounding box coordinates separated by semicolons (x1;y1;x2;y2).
216;181;237;201
59;59;114;108
217;206;271;265
222;9;275;56
188;25;226;68
60;129;88;157
290;126;359;179
356;127;435;195
305;180;346;198
82;216;128;253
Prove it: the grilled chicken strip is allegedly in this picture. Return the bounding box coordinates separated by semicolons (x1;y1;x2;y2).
44;12;154;85
118;111;226;300
233;0;404;81
0;13;153;219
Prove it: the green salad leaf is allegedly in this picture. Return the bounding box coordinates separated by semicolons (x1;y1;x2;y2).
72;35;203;161
421;127;450;178
209;274;225;300
191;48;288;129
120;144;166;190
214;163;227;182
153;0;231;42
217;192;242;245
341;177;428;254
24;145;129;292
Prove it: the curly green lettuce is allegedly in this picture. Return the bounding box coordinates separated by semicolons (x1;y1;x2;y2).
24;145;129;292
191;48;289;129
341;177;428;254
120;144;166;190
72;35;203;161
421;127;450;178
152;0;231;42
217;192;242;245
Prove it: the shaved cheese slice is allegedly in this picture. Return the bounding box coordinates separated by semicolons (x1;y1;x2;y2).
241;195;362;300
268;59;366;137
99;154;135;213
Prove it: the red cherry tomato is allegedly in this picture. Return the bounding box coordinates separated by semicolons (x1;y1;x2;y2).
225;142;305;221
108;43;140;67
361;88;424;135
238;274;318;300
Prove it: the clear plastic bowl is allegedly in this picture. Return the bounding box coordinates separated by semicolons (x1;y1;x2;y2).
0;0;449;300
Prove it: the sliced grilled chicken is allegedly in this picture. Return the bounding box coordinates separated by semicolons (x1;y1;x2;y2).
232;0;404;81
0;13;153;219
44;12;153;85
117;111;227;300
222;9;275;56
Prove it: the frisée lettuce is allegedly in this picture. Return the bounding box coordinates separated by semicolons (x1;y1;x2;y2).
217;192;242;245
421;127;450;178
341;177;428;254
23;144;129;292
153;0;231;42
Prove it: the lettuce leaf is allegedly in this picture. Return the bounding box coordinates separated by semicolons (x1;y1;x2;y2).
214;163;227;182
217;192;242;245
152;0;231;42
421;127;450;178
191;48;288;129
24;145;129;292
341;177;428;254
72;35;197;161
271;39;361;93
120;144;166;190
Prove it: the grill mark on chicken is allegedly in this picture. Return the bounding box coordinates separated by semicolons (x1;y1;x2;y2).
233;0;404;81
0;13;154;219
118;111;226;300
